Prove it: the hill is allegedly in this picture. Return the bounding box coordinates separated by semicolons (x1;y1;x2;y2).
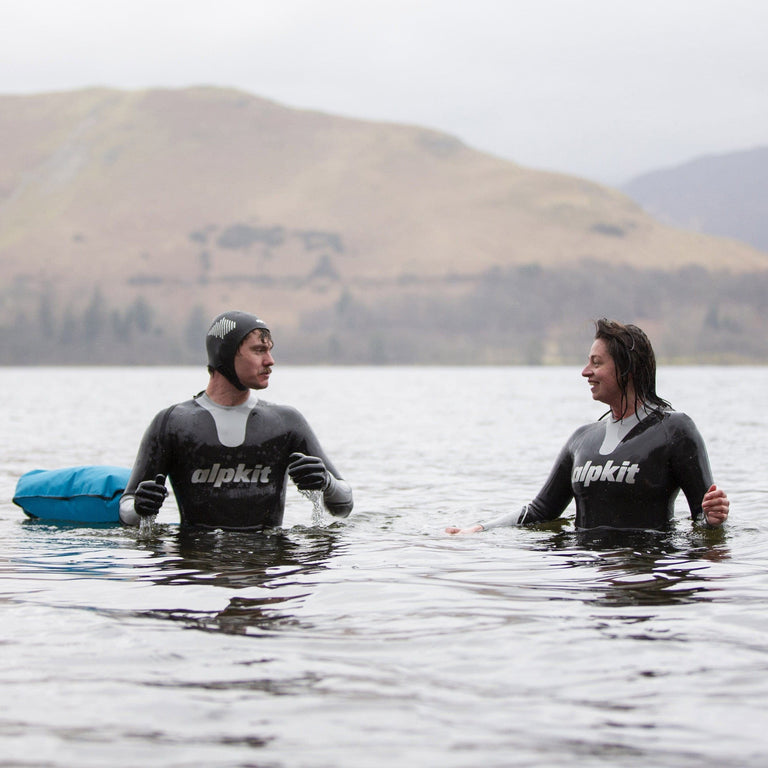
623;146;768;252
1;87;767;364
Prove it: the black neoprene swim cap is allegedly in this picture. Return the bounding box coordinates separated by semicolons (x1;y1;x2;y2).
206;310;270;390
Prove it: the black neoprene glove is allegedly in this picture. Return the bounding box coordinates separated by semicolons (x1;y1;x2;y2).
134;474;168;516
287;453;330;491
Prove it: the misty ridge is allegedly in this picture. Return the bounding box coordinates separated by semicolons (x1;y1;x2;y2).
1;87;767;365
622;146;768;254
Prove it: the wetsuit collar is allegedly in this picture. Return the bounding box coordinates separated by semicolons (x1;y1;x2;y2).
610;404;651;425
601;405;653;455
197;391;259;410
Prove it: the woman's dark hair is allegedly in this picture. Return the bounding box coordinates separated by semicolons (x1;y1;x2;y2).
594;318;671;414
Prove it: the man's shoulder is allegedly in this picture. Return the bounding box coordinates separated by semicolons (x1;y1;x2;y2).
148;397;200;424
255;399;308;421
164;397;200;414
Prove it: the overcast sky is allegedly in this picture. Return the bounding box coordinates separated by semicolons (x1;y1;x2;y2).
2;0;766;184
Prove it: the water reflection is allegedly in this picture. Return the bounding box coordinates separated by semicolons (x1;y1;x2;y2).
536;524;730;608
11;519;130;578
132;525;344;636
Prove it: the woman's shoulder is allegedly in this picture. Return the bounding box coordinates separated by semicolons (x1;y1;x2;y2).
568;419;603;443
652;408;700;435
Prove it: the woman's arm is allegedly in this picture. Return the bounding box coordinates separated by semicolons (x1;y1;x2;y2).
668;413;729;527
445;439;577;535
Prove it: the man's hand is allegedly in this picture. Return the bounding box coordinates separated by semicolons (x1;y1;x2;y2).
134;474;168;517
287;453;329;491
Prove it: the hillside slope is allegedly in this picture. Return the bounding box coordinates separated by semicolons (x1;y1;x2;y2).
1;87;767;363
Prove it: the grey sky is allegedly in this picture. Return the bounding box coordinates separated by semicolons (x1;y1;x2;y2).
2;0;766;184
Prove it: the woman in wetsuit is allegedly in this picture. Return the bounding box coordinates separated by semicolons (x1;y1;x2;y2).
446;318;729;533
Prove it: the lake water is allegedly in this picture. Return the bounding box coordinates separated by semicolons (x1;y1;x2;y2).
1;365;766;768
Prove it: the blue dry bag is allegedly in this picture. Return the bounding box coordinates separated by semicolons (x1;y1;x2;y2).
13;465;132;523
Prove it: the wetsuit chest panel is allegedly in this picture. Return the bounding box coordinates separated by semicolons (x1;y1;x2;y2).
195;393;258;447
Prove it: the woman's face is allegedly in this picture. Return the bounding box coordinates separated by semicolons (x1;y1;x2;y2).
581;338;623;411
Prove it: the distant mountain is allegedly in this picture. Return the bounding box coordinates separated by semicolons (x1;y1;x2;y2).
622;147;768;253
1;87;767;364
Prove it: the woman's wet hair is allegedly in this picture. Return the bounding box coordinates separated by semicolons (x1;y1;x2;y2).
594;318;671;414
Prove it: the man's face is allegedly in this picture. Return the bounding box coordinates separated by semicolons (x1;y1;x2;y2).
234;331;274;390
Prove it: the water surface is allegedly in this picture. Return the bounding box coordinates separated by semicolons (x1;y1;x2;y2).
1;366;766;767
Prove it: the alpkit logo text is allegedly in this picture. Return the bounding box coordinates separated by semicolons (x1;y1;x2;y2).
572;459;640;487
191;463;272;487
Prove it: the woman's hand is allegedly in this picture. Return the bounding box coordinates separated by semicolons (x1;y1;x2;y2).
445;524;484;535
702;484;729;526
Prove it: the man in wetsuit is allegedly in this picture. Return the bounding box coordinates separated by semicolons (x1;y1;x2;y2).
446;318;729;534
119;310;353;529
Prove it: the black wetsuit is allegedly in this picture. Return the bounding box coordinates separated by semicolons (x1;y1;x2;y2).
482;409;714;531
121;393;352;529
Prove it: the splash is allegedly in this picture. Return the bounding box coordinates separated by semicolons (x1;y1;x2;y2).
299;488;326;526
137;514;157;539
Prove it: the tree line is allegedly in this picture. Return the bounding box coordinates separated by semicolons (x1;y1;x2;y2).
1;264;766;365
0;289;210;365
286;263;768;365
